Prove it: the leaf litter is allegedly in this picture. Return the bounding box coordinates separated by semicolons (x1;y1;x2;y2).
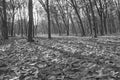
0;36;120;80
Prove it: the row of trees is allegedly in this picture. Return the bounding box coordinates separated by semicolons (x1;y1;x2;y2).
0;0;120;42
0;0;34;41
46;0;120;37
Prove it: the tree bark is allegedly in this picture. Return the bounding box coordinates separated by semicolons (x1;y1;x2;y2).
2;0;8;40
46;0;51;39
56;0;69;36
88;0;97;38
71;0;85;36
55;16;61;36
69;13;77;36
11;13;15;36
28;0;34;42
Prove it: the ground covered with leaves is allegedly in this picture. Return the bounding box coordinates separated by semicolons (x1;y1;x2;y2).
0;36;120;80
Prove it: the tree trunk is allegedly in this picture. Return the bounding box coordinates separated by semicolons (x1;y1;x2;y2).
28;0;34;42
71;0;85;36
103;0;108;34
69;13;77;36
2;0;8;40
56;0;69;36
11;14;14;36
66;19;69;36
47;0;51;39
100;16;104;35
83;0;92;35
94;0;104;35
55;16;61;36
89;0;97;38
11;8;15;37
24;19;28;36
32;22;35;37
103;14;107;34
66;4;69;36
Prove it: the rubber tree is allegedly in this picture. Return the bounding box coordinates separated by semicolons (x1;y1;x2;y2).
28;0;34;42
88;0;97;38
7;0;18;36
2;0;8;40
70;0;86;36
94;0;104;35
46;0;51;38
83;0;92;35
38;0;51;39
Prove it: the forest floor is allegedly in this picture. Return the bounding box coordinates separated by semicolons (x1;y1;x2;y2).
0;36;120;80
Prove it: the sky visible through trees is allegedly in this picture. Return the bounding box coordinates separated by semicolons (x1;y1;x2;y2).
15;0;43;25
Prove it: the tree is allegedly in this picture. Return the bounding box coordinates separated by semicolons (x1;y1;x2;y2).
2;0;8;40
94;0;104;35
70;0;86;36
88;0;97;38
28;0;34;42
46;0;51;39
38;0;51;39
83;0;92;35
7;0;21;36
56;0;70;36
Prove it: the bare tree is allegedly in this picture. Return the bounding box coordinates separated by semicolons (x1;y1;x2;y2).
70;0;85;36
38;0;51;39
7;0;19;36
83;0;92;35
88;0;97;38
